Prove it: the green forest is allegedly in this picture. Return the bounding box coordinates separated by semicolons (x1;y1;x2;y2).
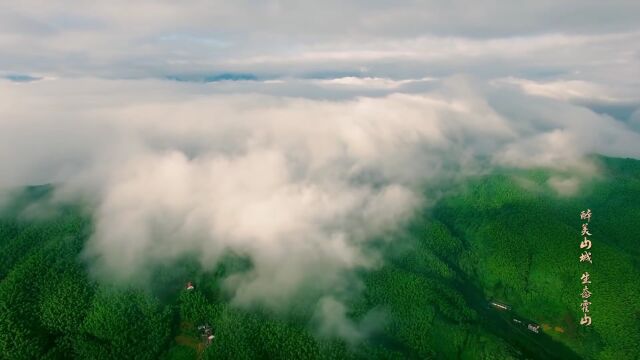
1;155;639;359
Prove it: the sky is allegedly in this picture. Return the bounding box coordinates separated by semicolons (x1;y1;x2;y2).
1;0;640;339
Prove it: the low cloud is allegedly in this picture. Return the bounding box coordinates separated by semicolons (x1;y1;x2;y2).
547;176;582;196
313;296;386;344
1;75;639;340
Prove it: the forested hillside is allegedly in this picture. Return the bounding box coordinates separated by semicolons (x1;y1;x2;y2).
0;156;638;359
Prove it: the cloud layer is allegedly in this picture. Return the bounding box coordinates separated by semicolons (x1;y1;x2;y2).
2;77;639;305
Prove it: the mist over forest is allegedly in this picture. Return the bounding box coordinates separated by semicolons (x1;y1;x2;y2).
1;1;640;359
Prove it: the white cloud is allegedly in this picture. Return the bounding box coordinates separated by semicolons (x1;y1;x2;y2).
2;79;639;304
1;75;639;340
494;77;639;103
315;76;435;89
0;1;638;86
547;176;582;196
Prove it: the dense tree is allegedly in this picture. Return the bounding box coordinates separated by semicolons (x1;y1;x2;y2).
0;156;639;359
